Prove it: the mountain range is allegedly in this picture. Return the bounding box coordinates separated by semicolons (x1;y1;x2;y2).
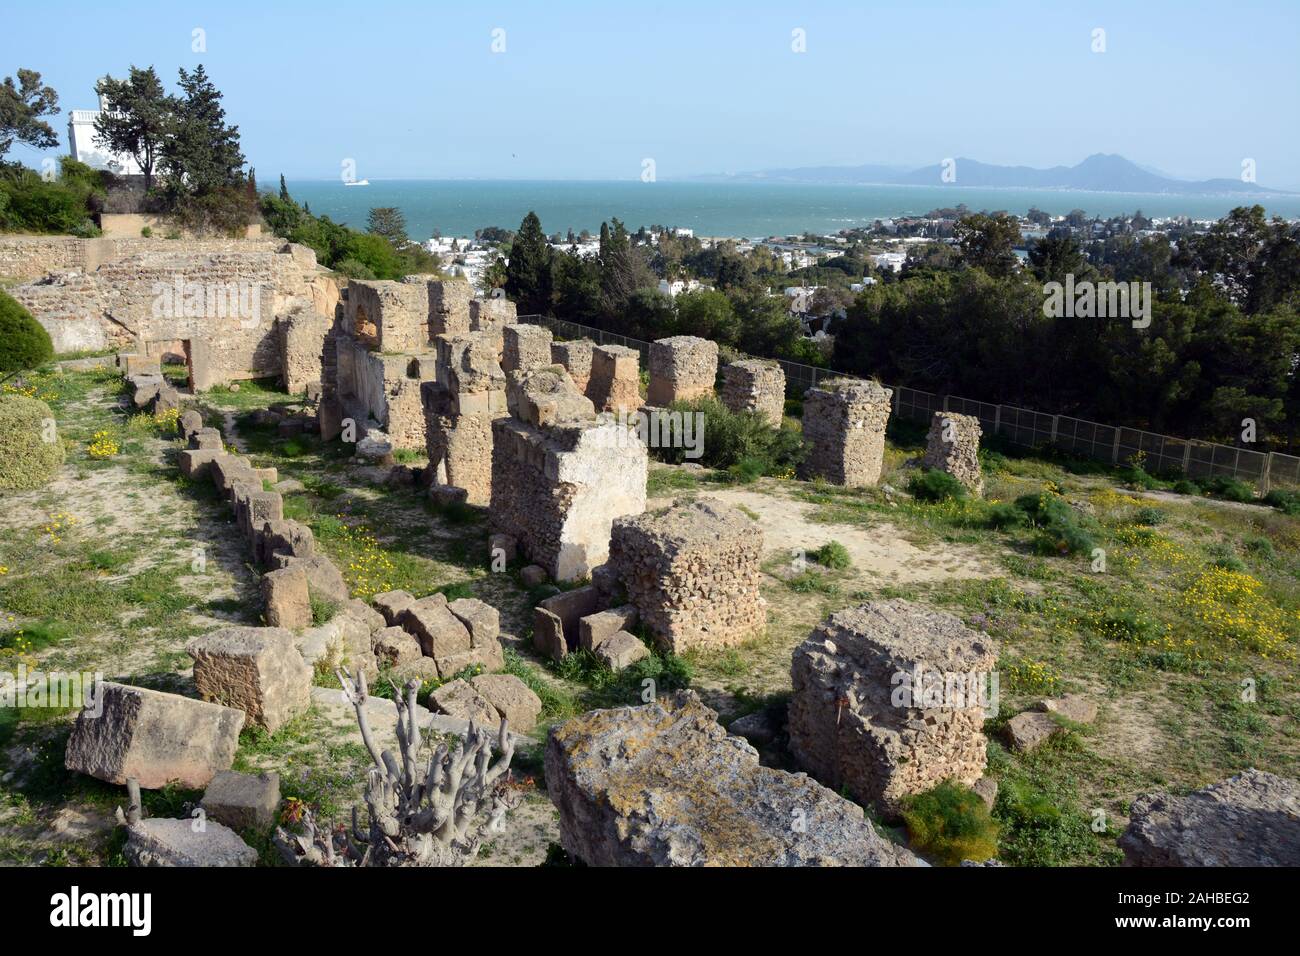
689;154;1290;196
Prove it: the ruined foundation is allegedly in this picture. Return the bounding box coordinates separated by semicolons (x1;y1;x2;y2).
787;600;998;816
421;332;508;504
722;359;786;426
587;344;642;414
647;335;718;407
922;411;984;495
608;498;766;653
800;378;893;487
551;339;594;394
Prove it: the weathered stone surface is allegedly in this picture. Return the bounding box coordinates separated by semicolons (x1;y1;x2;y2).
470;674;542;733
1119;770;1300;867
430;679;499;727
502;323;553;373
546;691;924;866
1006;711;1059;752
447;597;500;646
520;565;548;588
403;597;472;659
579;605;638;651
551;339;594;393
65;683;244;789
533;606;568;661
261;565;311;630
178;408;204;440
647;336;718;406
973;777;999;811
187;626;312;733
922;412;984;495
1039;693;1098;725
800;378;892;487
587;344;641;413
178;448;221;479
124;818;257;867
489;533;517;564
594;630;650;670
372;625;423;669
372;589;416;626
609;499;765;653
283;554;348;605
295;604;378;680
429;483;469;508
201;770;281;832
538;586;603;651
788;600;998;816
722;359;785;426
356;431;395;462
506;364;594;427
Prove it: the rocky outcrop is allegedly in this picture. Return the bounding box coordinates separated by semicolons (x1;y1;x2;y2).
1119;769;1300;866
545;691;924;866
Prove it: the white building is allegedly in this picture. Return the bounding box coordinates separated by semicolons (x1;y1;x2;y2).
66;89;141;174
871;252;907;273
657;278;705;298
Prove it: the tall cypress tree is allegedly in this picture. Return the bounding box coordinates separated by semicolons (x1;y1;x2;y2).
505;211;553;314
163;64;245;197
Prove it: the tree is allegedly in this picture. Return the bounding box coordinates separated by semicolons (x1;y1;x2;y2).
1028;227;1091;284
956;212;1021;277
94;67;169;191
505;211;553;314
673;288;740;345
278;173;290;202
367;206;409;247
0;69;59;159
163;65;245;198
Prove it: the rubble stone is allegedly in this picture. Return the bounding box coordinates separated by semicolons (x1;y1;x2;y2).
722;359;786;426
124;818;257;867
647;336;718;406
187;626;313;733
594;631;650;670
201;770;281;832
800;378;892;487
922;411;984;495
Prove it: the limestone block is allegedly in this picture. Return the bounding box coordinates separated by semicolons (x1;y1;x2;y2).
800;378;893;487
588;344;641;413
922;411;984;495
722;359;785;426
201;770;281;832
647;335;718;406
470;674;543;733
261;565;311;630
430;679;499;727
579;605;639;652
187;626;313;733
595;631;650;670
124;818;257;867
502;323;553;373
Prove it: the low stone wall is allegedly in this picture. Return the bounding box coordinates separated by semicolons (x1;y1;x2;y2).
800;378;892;487
647;335;718;406
551;339;594;394
278;308;332;395
722;359;785;426
422;332;507;504
0;235;287;283
922;411;984;495
608;498;766;653
788;600;998;816
335;336;434;449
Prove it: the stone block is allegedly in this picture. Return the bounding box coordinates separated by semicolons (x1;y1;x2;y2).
201;770;281;832
261;565;311;630
579;605;639;651
470;674;543;733
187;626;313;733
594;630;650;670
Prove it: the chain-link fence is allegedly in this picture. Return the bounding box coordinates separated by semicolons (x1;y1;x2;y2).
518;314;1299;493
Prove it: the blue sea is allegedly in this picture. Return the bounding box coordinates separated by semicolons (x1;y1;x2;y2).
283;179;1300;241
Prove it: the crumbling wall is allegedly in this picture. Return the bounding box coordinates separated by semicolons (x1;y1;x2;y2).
722;359;785;426
922;411;984;495
609;498;766;653
787;600;998;816
335;338;435;449
490;366;645;581
647;335;718;406
587;344;642;413
800;378;892;487
278;308;332;395
502;323;553;374
551;339;594;394
422;332;507;504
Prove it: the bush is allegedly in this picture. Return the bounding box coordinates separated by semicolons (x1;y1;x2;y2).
811;540;852;570
1172;479;1199;495
0;290;54;377
1015;491;1095;556
654;397;802;477
0;159;104;236
983;502;1027;530
1200;476;1256;503
908;468;967;503
1263;489;1300;515
0;394;64;490
1243;536;1276;560
901;780;999;866
1132;506;1166;526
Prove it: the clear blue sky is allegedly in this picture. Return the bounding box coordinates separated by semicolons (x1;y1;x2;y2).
4;0;1298;187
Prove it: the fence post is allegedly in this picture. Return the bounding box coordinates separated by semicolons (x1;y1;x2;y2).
1050;415;1059;444
1111;428;1122;464
1260;452;1274;496
993;405;1002;435
941;394;950;412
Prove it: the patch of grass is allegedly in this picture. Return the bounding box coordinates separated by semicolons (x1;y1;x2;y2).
810;540;851;570
901;780;1000;866
908;469;967;503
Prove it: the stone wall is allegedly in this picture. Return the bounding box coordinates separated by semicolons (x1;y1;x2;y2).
609;499;765;653
490;368;646;581
278;308;332;395
722;359;785;426
0;235;288;283
587;344;641;413
422;332;507;504
647;335;718;406
335;337;434;449
551;339;594;395
922;411;984;495
502;323;553;374
800;378;892;487
788;600;998;816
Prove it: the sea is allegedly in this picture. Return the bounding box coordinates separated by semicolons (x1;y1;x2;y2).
283;179;1300;241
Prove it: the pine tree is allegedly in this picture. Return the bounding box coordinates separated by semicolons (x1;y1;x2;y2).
279;173;290;202
505;211;554;314
94;66;169;191
163;64;245;197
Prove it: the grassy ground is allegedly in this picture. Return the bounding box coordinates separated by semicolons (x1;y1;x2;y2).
1;367;1296;866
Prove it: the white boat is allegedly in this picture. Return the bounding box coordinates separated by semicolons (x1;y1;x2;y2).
344;179;370;187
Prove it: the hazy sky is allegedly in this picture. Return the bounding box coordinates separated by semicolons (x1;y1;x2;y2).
4;0;1298;187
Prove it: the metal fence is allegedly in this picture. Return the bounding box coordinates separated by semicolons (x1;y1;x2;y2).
518;314;1300;493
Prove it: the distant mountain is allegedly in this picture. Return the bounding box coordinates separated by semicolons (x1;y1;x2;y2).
689;154;1291;196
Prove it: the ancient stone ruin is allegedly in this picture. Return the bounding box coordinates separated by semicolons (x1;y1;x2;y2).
586;344;643;414
502;323;553;373
922;411;984;495
545;691;924;866
608;498;766;653
646;335;718;407
722;359;786;426
490;365;646;581
421;331;508;504
1119;769;1300;866
787;600;998;816
551;339;594;394
800;378;893;487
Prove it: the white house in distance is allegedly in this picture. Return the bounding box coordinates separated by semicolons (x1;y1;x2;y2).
67;86;142;174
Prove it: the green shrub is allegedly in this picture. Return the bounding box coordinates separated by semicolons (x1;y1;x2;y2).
0;394;64;489
1123;464;1160;490
648;397;803;477
983;502;1027;530
811;540;852;570
1132;506;1166;526
1263;489;1300;515
901;780;1000;866
1201;476;1255;503
1172;478;1199;495
1015;491;1095;556
908;468;967;502
1242;536;1276;560
331;258;376;280
0;290;55;378
0;159;104;236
